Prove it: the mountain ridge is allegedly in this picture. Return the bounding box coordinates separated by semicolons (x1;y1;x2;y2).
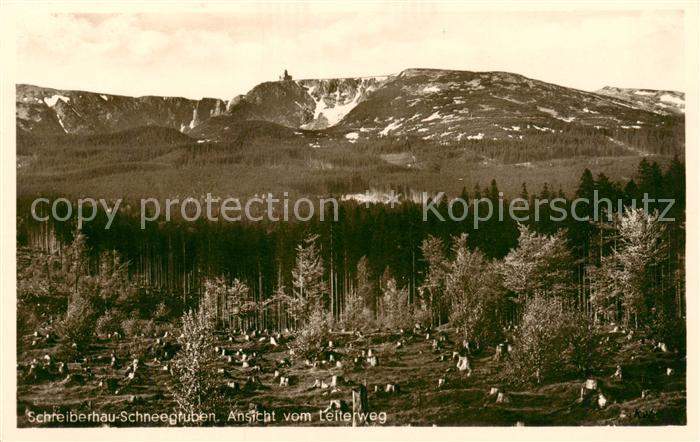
16;69;685;148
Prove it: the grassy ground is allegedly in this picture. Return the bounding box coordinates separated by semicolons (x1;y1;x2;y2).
16;326;685;427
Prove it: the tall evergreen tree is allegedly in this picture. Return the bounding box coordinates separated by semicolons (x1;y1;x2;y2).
291;234;327;320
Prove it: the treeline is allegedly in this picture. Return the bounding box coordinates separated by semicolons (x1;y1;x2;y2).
17;158;685;347
457;117;684;164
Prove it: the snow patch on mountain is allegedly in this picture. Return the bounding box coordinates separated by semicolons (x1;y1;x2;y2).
421;112;442;122
660;93;684;106
44;94;70;107
297;76;388;129
422;85;441;94
379;118;405;136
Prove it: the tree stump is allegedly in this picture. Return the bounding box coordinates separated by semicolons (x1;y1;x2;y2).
597;392;608;408
496;392;510;403
456;356;471;375
325;399;347;413
613;365;623;380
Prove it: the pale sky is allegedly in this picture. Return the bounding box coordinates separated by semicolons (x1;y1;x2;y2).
14;6;685;100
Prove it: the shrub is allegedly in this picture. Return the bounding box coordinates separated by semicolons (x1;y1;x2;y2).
411;300;432;329
340;290;372;332
17;303;42;339
154;302;171;321
380;278;413;331
567;311;606;375
169;307;219;417
290;308;330;359
120;317;156;337
507;296;577;384
95;309;126;336
649;314;686;353
60;296;96;346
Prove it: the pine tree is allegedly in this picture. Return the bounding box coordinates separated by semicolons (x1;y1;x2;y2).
519;182;529;201
201;277;254;329
355;256;375;314
289;234;330;357
291;234;327;319
170;296;218;417
419;235;448;326
576;168;595;201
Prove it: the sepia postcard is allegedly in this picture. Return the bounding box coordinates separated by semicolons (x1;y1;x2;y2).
1;1;698;440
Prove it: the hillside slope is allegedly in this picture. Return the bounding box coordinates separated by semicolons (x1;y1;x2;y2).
332;69;683;144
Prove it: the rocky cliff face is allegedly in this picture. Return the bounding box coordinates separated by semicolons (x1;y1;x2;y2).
218;76;389;130
296;76;389;129
16;84;226;136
